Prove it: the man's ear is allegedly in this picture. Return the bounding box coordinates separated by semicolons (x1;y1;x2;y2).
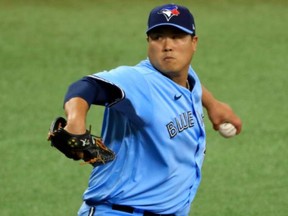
192;36;198;51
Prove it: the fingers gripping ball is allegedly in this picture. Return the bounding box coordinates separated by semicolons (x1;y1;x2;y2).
219;123;237;138
47;117;115;166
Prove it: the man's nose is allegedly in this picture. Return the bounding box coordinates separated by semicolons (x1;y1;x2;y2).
163;37;173;52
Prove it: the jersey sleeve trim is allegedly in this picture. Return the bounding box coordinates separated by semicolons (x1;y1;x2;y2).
87;75;125;107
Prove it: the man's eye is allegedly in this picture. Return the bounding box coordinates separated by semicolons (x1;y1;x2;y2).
172;34;185;39
150;34;162;40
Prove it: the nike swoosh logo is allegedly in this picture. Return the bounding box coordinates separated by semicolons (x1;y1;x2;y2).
174;94;182;100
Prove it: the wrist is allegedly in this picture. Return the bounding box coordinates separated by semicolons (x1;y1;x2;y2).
65;117;86;134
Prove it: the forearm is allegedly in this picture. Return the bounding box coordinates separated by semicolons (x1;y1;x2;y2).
201;84;242;134
202;85;216;111
64;97;89;134
63;76;123;134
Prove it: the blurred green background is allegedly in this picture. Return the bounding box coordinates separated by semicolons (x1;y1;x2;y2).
1;0;287;215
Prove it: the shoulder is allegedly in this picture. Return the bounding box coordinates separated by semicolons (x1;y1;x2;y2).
115;59;157;77
94;60;157;84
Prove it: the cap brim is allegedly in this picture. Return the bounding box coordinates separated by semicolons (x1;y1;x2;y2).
146;23;194;35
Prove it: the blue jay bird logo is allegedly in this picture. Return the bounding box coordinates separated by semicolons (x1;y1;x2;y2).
158;5;180;21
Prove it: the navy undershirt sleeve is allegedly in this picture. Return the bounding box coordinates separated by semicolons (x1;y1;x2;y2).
64;76;123;107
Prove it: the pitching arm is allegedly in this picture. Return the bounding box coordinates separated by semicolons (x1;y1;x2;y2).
201;85;242;134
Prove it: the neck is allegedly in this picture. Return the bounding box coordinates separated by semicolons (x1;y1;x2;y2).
171;76;189;89
186;80;191;90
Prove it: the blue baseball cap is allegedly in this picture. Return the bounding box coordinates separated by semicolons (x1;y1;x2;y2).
146;4;196;35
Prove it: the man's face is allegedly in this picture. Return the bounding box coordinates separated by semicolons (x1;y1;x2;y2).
147;26;198;79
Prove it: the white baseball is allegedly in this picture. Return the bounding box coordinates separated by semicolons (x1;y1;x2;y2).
219;123;237;138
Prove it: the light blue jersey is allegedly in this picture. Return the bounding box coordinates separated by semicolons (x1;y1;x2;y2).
82;59;206;215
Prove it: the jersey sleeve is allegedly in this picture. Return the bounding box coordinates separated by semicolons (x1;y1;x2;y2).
90;66;152;125
64;76;124;107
